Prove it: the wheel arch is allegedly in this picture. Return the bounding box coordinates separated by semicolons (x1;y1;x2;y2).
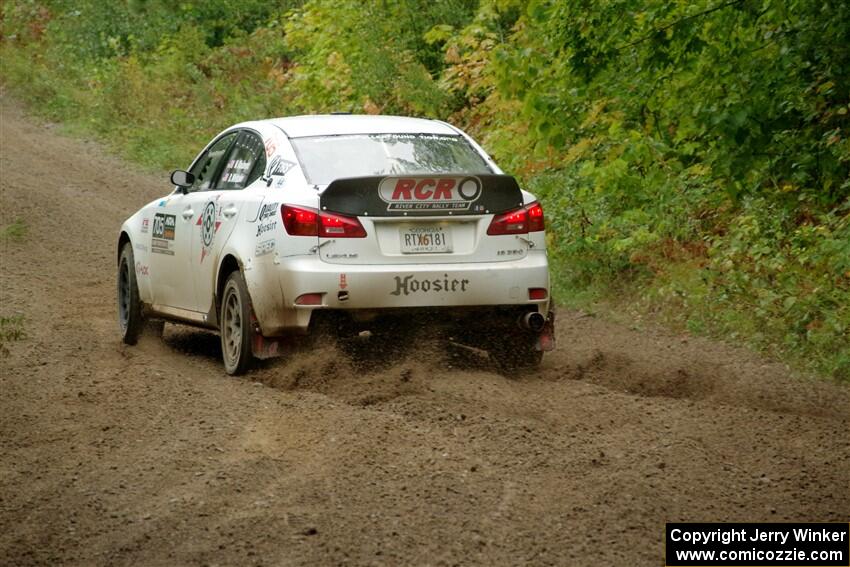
214;254;243;325
117;231;132;264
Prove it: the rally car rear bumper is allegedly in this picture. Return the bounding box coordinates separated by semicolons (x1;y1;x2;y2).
247;250;550;336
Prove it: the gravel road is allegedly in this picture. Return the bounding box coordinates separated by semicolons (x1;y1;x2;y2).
1;95;848;566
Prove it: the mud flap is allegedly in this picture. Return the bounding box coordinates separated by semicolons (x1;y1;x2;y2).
250;310;283;359
535;311;556;352
252;333;283;360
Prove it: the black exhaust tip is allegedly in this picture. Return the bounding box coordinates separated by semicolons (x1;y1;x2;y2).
519;312;546;332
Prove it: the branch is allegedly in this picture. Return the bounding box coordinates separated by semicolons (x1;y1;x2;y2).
616;0;746;51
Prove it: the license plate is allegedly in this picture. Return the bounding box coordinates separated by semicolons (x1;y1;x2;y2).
400;225;452;254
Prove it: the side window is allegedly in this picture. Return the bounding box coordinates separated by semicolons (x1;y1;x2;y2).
216;132;266;191
188;132;238;192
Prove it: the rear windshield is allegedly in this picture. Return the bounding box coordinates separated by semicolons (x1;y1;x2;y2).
291;133;492;186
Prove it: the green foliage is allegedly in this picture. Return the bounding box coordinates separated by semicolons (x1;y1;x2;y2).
280;0;476;115
0;314;26;356
1;0;847;379
0;219;28;242
36;0;286;58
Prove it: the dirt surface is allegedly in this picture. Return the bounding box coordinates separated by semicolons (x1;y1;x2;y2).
1;93;849;567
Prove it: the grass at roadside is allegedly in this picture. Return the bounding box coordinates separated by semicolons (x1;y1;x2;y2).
0;314;26;356
0;219;28;242
556;271;849;382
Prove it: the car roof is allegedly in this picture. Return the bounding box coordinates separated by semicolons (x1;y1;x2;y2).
263;114;459;138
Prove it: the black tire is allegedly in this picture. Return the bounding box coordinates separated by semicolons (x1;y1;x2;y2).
220;271;255;375
117;242;144;345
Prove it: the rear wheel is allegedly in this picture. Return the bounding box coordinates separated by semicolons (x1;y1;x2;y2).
220;271;255;375
117;243;143;345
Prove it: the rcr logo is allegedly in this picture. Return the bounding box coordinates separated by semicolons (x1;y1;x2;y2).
378;176;481;211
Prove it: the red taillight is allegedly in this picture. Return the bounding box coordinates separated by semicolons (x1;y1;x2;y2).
487;202;545;235
487;208;528;235
281;205;366;238
282;205;318;236
319;211;366;238
527;202;545;232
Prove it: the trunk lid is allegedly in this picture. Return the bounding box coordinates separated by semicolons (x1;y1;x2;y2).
317;174;527;265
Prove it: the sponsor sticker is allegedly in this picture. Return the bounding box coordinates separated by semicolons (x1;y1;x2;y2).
256;219;277;237
339;274;348;290
378;176;482;212
267;156;295;177
135;262;149;276
140;218;149;234
255;202;278;237
151;213;176;255
390;274;469;296
257;202;279;222
264;139;276;157
221;158;252;185
196;200;222;263
254;239;275;257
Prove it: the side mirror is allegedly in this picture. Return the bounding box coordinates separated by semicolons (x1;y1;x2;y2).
170;170;195;192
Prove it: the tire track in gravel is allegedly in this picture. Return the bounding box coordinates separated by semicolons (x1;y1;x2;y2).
1;94;848;567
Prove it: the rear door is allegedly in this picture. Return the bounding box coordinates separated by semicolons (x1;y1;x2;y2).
147;128;241;310
189;130;267;315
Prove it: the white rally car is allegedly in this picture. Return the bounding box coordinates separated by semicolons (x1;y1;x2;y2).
117;115;554;374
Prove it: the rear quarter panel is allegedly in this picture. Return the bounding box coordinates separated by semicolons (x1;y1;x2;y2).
231;132;319;335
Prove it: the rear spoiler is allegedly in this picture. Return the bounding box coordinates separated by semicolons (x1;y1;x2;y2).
320;174;523;217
